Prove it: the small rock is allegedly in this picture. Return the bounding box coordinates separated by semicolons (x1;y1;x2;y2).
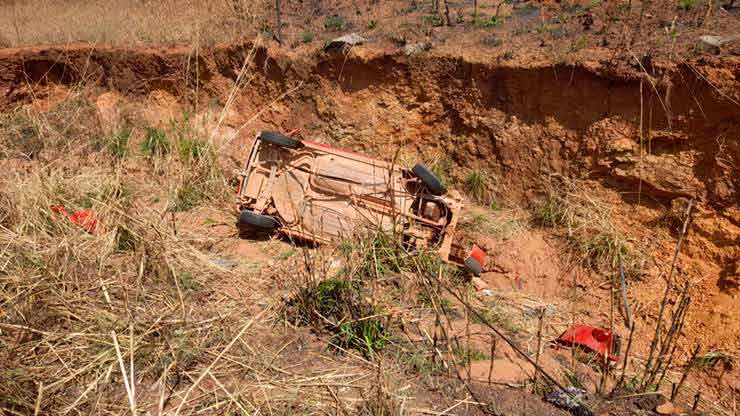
481;289;494;297
546;387;592;416
324;33;367;52
210;257;238;269
698;35;739;54
403;42;431;56
472;277;489;291
655;401;676;415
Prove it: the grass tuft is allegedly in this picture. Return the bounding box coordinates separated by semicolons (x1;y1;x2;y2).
141;127;170;157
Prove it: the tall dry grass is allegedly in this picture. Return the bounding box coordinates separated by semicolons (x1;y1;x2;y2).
0;0;266;47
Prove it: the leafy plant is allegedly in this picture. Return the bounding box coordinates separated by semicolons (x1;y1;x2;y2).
367;20;377;30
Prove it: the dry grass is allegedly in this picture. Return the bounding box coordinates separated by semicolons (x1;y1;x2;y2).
0;0;263;47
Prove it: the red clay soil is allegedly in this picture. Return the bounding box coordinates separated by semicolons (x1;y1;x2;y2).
1;39;739;405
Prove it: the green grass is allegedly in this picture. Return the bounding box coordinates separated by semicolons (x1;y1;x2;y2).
141;127;170;157
324;15;346;31
300;31;314;43
464;169;489;203
399;349;444;376
286;277;389;359
104;128;131;159
470;304;521;333
177;137;209;161
453;345;488;364
422;14;444;27
678;0;697;10
476;15;503;28
115;226;138;252
170;183;205;212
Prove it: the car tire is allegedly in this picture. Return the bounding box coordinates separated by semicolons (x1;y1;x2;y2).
464;257;483;276
412;163;446;196
238;210;280;230
258;131;302;149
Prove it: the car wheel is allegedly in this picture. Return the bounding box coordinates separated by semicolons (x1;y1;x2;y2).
238;210;280;230
464;257;483;276
258;131;303;149
412;163;446;196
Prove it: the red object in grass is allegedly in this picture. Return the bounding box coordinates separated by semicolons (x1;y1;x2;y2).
556;324;620;362
50;205;99;234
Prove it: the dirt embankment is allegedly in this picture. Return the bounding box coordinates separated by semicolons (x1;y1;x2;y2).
1;42;739;350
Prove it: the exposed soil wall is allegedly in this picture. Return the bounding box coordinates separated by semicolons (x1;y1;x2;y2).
1;42;739;350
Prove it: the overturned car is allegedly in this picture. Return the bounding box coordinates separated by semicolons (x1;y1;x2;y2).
236;131;486;275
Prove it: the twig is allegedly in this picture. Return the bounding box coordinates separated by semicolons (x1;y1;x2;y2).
488;335;496;386
533;307;545;393
643;199;693;388
111;331;136;416
613;321;636;394
671;344;701;401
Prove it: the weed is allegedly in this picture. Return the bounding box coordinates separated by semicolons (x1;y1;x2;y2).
170;183;205;212
465;169;490;203
534;195;567;228
179;271;201;292
115;226;138;252
278;248;296;260
678;0;697;10
427;156;453;187
471;303;521;333
564;370;586;389
400;349;444;376
300;31;314;43
98;127;131;159
476;15;503;28
417;291;453;310
324;15;346;31
1;111;42;159
693;350;732;370
367;20;377;30
141;127;170;157
422;14;444;27
570;35;588;52
453;345;488;364
177;137;209;161
286;277;389;358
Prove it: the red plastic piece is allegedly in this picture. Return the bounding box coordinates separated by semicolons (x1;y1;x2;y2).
556;324;619;362
50;205;99;234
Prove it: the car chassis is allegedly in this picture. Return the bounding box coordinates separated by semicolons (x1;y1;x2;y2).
236;131;486;275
